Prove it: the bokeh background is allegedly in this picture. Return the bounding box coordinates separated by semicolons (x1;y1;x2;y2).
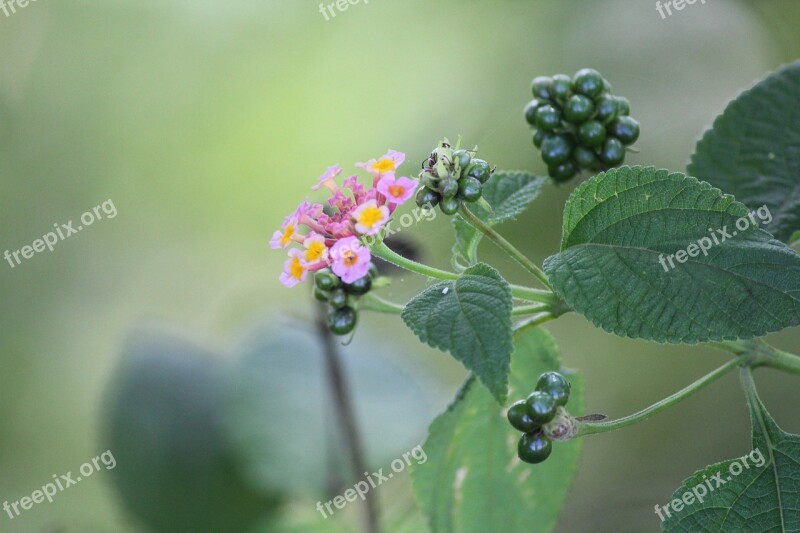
1;0;799;531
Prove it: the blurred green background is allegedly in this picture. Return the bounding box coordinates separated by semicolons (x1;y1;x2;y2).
1;0;799;531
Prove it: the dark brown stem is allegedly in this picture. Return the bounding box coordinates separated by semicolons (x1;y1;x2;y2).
315;302;379;533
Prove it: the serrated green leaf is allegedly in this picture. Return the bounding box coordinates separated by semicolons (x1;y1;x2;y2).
688;61;800;243
452;170;546;269
543;166;800;343
411;326;583;533
401;263;513;401
662;372;800;532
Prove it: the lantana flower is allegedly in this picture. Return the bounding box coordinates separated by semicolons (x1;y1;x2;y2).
356;150;405;180
271;149;417;288
377;175;417;205
330;237;371;283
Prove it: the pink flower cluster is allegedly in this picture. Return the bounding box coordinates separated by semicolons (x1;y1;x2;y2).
271;150;417;287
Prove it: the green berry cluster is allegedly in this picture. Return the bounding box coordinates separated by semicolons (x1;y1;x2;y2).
524;68;640;182
415;140;494;215
314;264;378;336
506;371;572;464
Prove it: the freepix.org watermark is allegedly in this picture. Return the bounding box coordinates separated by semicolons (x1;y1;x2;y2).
655;0;707;20
3;450;116;521
318;0;369;21
0;0;38;18
658;205;772;273
4;199;117;269
316;444;427;519
654;448;766;522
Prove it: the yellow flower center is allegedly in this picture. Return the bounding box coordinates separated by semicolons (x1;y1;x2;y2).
373;159;395;173
358;206;384;228
289;256;305;279
281;224;295;246
305;241;326;262
342;249;358;267
388;184;406;198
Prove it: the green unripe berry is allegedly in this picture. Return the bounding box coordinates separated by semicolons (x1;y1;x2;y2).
531;76;553;99
549;74;572;101
577;120;606;147
608;116;640;145
572;68;605;99
465;159;492;183
328;306;357;336
458;176;483;202
602;77;613;94
415;186;441;209
548;160;577;182
328;287;348;309
440;177;460;199
313;287;329;302
507;400;539;433
536;372;572;407
540;134;574;165
524;101;540;126
453;149;472;170
535;105;562;132
439;196;460;215
573;145;599;169
533;129;545;148
315;269;339;291
599;137;626;166
594;94;618;124
615;96;631;116
563;94;594;124
525;391;557;425
344;274;372;296
518;433;552;464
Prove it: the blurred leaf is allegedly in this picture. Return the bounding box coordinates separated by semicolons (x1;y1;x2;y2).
104;330;279;533
452;170;546;269
663;371;800;531
543;166;800;343
688;61;800;243
401;263;513;402
411;326;583;533
222;321;431;497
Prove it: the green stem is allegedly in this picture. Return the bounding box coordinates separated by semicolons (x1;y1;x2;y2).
369;238;559;304
713;339;800;376
359;293;404;315
578;355;747;437
515;312;558;329
512;304;552;317
458;204;552;290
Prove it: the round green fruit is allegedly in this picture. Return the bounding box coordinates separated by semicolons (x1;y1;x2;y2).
531;76;553;99
344;275;372;296
415;186;441;209
533;129;545;148
549;74;572;101
328;306;357;336
465;159;492;183
535;105;562;132
458;176;483;202
518;433;552;464
440;177;460;199
573;145;599;169
563;94;594;123
594;94;618;124
328;287;348;309
315;269;339;291
540;134;574;165
453;149;472;170
572;68;605;99
507;400;539;433
608;116;640;145
525;391;557;425
599;137;626;166
577;120;606;146
535;372;571;407
439;196;460;215
548;160;577;182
